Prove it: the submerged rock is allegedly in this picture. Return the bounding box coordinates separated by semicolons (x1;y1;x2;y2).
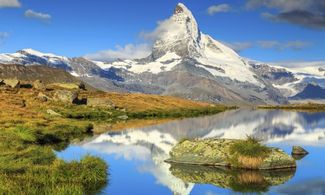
291;146;309;155
165;138;296;170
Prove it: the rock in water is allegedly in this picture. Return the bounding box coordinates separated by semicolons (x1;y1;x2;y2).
4;79;20;88
166;138;296;170
53;90;78;104
291;146;309;155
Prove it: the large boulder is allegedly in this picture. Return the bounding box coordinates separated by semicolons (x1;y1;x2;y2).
4;79;20;88
87;97;116;108
166;138;296;170
33;80;46;90
53;90;78;104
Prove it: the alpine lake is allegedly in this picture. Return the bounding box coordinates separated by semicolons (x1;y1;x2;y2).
58;109;325;195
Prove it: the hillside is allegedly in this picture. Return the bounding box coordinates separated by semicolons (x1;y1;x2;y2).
0;64;79;84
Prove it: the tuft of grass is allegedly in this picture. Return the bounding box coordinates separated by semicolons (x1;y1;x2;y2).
229;136;271;169
230;136;271;158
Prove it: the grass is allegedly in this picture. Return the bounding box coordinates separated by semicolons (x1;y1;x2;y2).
0;85;230;193
229;136;271;169
258;102;325;112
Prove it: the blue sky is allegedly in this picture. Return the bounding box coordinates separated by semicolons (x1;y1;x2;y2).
0;0;325;62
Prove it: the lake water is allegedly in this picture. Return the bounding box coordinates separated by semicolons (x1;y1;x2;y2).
58;109;325;195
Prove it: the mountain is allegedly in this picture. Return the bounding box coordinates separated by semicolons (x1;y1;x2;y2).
0;64;79;84
0;3;323;104
291;83;325;100
95;3;288;104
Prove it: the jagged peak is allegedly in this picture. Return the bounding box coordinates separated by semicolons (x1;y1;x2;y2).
174;3;191;15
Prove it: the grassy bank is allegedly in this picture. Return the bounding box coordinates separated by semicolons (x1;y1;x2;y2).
0;85;229;193
258;103;325;112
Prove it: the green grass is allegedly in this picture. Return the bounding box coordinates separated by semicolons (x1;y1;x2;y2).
0;124;108;194
258;103;325;112
230;136;271;158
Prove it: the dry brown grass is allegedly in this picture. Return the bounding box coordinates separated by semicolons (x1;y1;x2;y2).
238;156;264;169
82;91;216;112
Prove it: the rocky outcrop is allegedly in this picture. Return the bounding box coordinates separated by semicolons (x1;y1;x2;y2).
53;90;78;104
166;138;296;170
4;79;20;88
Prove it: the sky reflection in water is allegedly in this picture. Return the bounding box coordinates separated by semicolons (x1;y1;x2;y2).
58;109;325;195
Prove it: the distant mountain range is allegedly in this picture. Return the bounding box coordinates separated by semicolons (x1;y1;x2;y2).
0;3;324;104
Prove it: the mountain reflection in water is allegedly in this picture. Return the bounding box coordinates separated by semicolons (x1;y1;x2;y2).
59;109;325;194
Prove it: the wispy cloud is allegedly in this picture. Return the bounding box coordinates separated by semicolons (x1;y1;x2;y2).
207;4;232;15
246;0;325;29
140;18;181;42
0;0;21;8
24;9;51;22
84;44;151;61
257;40;311;50
0;32;9;45
224;40;311;52
224;41;253;52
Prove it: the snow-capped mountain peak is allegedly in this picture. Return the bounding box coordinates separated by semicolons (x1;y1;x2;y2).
151;3;201;59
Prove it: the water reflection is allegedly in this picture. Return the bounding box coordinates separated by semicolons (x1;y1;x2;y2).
64;109;325;194
169;164;295;193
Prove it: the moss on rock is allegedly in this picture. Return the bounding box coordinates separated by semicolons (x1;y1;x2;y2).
166;138;296;170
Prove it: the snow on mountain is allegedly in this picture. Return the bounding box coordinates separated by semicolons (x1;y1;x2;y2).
102;3;262;87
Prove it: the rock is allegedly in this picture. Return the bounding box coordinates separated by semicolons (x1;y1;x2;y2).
87;97;116;108
166;138;296;170
291;146;309;155
33;80;46;90
47;109;62;116
4;79;20;88
78;82;86;90
117;115;128;120
53;90;78;104
37;92;50;102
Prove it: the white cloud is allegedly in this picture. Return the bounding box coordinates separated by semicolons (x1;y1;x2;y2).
257;40;311;50
0;32;9;45
224;41;253;52
268;60;325;68
207;4;232;15
0;0;21;8
24;9;51;21
84;44;152;61
140;18;181;42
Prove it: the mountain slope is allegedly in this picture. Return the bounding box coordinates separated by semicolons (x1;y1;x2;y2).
291;83;325;100
0;64;79;84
